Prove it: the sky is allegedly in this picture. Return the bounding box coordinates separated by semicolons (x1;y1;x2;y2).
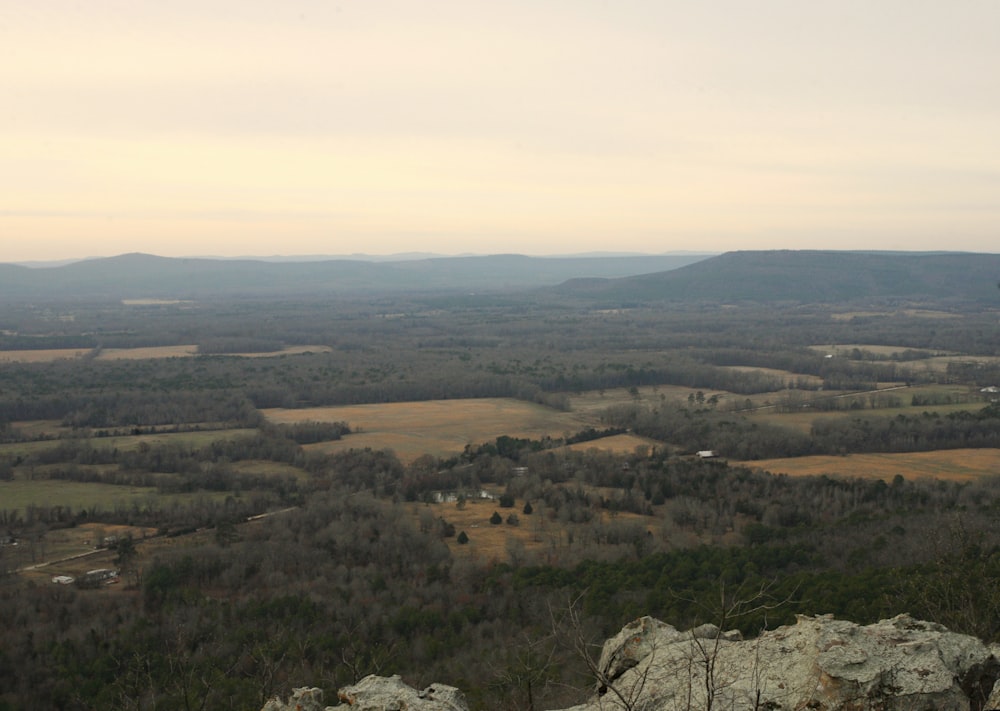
2;1;999;262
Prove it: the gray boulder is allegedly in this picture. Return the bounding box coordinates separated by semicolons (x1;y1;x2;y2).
565;613;1000;711
262;676;468;711
335;674;468;711
262;615;1000;711
261;686;328;711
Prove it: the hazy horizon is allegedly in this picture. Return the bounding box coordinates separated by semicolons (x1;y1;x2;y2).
3;1;999;262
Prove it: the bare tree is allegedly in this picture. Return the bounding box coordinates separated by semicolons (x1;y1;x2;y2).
555;596;659;711
560;580;794;711
487;629;560;711
676;578;795;711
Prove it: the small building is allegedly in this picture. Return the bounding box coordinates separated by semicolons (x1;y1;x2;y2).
51;575;75;585
82;568;120;585
696;450;718;459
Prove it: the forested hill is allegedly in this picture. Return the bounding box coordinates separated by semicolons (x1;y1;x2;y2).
553;250;1000;305
0;252;710;301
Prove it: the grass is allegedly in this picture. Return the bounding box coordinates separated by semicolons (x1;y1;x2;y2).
720;365;824;386
264;398;598;463
911;355;1000;374
0;478;239;514
416;489;655;565
567;386;728;415
0;479;162;513
749;384;988;434
737;448;1000;482
0;428;258;459
808;343;948;357
97;345;198;359
230;460;310;481
0;348;91;363
805;343;1000;376
0;344;333;363
564;433;660;455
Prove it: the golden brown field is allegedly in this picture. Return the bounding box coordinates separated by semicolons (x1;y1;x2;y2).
721;365;823;387
413;491;655;565
234;345;333;358
264;398;597;463
97;345;198;359
0;348;91;363
737;448;1000;482
565;433;660;455
0;344;333;363
96;344;332;360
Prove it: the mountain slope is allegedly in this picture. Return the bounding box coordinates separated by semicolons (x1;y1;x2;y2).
553;250;1000;305
0;253;710;301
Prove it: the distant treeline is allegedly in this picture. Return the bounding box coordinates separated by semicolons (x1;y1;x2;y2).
603;401;1000;459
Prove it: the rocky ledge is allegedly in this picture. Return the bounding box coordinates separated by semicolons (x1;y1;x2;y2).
263;613;1000;711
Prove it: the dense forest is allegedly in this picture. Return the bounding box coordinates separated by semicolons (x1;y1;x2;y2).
1;251;999;709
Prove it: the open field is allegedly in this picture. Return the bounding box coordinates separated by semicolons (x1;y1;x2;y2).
230;460;310;481
738;448;1000;482
748;384;987;432
264;398;598;462
567;385;729;415
97;345;197;359
0;479;237;513
909;355;1000;374
14;522;158;578
8;420;68;439
0;480;162;513
121;299;193;305
806;344;1000;375
828;309;962;322
721;365;824;387
809;343;945;356
0;428;257;459
0;344;332;363
413;490;658;565
0;348;91;363
565;433;661;455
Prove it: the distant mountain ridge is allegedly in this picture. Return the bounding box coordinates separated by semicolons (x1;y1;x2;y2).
0;252;711;301
3;250;997;304
553;250;1000;305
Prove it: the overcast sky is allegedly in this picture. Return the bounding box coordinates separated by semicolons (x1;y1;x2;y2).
3;1;999;261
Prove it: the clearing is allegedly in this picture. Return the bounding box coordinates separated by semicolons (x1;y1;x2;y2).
0;344;332;363
263;398;597;463
738;448;1000;482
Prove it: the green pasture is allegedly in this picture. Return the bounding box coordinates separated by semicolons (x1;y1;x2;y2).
229;460;310;481
752;384;989;433
0;479;234;517
0;428;258;460
1;479;159;514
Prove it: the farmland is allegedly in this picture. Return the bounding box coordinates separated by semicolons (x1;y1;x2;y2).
738;448;1000;482
2;250;1000;709
264;398;594;462
0;344;332;363
0;428;258;460
0;479;162;514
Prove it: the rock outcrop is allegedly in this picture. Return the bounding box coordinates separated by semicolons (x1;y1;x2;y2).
262;674;468;711
262;614;1000;711
569;613;1000;711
